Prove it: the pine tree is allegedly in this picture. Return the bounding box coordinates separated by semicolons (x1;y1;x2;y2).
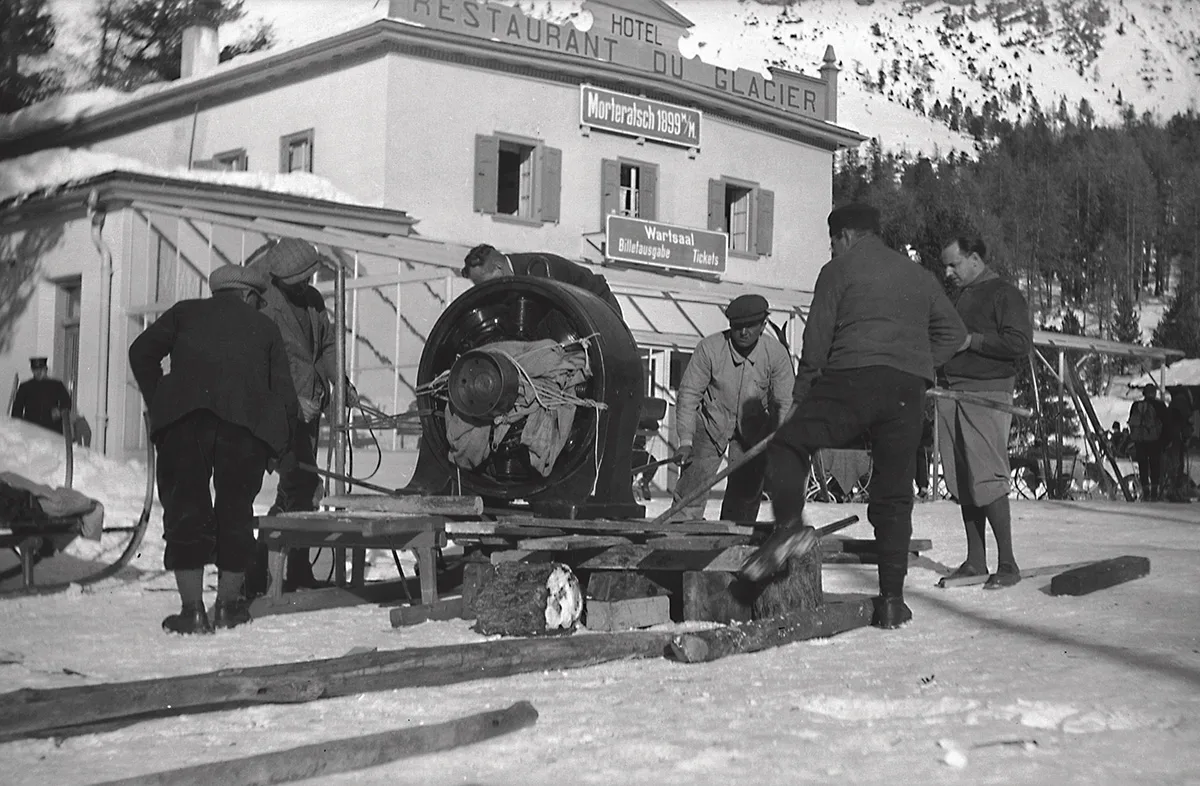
0;0;60;113
96;0;272;90
1152;286;1200;357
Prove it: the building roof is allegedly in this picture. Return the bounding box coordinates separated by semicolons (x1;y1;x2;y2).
0;14;863;158
590;0;694;28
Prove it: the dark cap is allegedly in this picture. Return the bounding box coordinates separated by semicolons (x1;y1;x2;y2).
726;294;769;327
828;202;880;236
29;357;47;369
250;237;324;284
209;264;269;295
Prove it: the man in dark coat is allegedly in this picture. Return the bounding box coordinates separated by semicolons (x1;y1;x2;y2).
248;237;338;590
11;357;72;433
129;264;297;635
462;243;622;315
1128;384;1169;501
747;203;967;629
937;235;1033;589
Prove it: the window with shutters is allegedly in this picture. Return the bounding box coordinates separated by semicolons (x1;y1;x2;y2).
279;129;314;173
474;134;562;224
600;158;658;224
706;177;775;257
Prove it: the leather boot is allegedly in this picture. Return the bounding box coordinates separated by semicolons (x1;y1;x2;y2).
937;561;988;587
163;602;214;635
983;563;1021;590
871;595;912;629
211;599;253;630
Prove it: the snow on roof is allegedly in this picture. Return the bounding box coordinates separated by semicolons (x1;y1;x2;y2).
0;147;366;207
1129;358;1200;388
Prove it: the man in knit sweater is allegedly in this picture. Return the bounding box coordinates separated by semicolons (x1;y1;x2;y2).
936;235;1033;589
752;203;966;629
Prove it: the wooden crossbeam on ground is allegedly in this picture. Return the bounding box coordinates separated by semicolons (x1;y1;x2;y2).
670;596;875;663
494;515;755;537
936;560;1099;588
1049;556;1151;596
91;701;538;786
0;633;674;741
516;535;631;551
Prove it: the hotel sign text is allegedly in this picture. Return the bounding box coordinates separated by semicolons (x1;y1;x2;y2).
581;86;701;148
389;0;830;122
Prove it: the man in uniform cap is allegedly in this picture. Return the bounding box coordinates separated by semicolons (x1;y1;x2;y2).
670;293;795;522
743;202;966;629
461;244;622;315
11;357;72;434
130;263;298;634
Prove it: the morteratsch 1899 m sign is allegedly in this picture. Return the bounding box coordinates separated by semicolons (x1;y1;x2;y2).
581;85;701;149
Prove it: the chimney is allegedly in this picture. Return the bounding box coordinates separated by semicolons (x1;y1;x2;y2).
820;45;840;123
181;23;219;78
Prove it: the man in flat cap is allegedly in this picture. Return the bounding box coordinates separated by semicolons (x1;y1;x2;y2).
462;244;622;315
671;293;795;522
742;203;966;630
248;237;339;590
130;263;298;635
11;357;72;434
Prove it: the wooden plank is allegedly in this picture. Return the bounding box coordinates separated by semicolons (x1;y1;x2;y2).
496;515;754;536
670;598;875;663
644;535;750;549
258;514;446;539
586;597;671;632
90;701;538;786
575;544;759;572
516;535;631;551
937;560;1099;588
1;633;675;741
259;529;444;550
389;597;465;627
1049;556;1150;596
445;521;564;538
322;494;483;515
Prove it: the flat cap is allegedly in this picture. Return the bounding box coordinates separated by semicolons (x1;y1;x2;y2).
29;357;47;369
828;202;881;236
209;264;269;295
726;293;769;327
253;237;324;284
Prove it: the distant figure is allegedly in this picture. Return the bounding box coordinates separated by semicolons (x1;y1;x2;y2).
461;244;622;315
1128;384;1168;501
11;357;72;434
1107;421;1128;458
1163;388;1193;500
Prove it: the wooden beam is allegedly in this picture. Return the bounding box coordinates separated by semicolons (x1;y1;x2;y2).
1049;556;1151;596
576;544;758;572
937;560;1099;588
322;495;483;516
496;515;755;537
91;701;538;786
516;535;631;551
0;633;674;741
670;597;875;663
585;597;671;632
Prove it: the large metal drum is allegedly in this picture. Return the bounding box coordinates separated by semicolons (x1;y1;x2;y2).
405;277;644;518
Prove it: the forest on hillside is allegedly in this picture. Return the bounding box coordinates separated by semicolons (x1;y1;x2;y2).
833;107;1200;370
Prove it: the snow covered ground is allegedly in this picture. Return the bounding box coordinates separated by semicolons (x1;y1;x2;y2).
1;418;1199;784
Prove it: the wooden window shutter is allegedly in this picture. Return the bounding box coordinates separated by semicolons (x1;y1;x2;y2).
473;134;499;214
640;163;658;221
707;178;726;231
600;158;620;225
755;188;775;256
539;146;562;223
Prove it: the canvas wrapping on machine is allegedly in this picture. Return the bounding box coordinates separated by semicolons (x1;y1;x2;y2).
444;339;593;476
0;471;105;541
